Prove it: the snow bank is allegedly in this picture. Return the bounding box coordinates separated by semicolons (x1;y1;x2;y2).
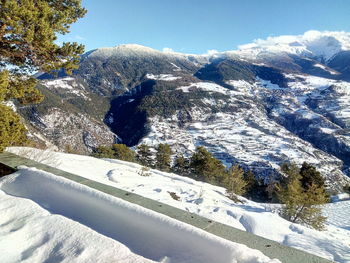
0;167;279;263
0;188;154;263
7;147;350;263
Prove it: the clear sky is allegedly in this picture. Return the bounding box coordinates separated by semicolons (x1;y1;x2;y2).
57;0;350;54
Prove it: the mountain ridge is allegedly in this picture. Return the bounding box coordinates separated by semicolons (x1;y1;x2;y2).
17;31;350;191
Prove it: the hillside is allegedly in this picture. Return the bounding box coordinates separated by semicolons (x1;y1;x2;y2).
5;147;350;263
16;30;350;191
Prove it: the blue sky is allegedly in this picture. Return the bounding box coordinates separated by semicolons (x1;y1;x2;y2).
57;0;350;54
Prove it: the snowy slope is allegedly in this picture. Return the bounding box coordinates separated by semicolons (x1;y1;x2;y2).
0;160;279;263
233;30;350;62
7;147;350;263
0;189;154;263
139;77;350;189
42;77;90;100
21;31;350;189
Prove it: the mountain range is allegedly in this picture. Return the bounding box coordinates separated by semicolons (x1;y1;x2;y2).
16;30;350;191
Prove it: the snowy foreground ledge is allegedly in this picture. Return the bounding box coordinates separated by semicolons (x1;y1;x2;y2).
0;167;279;263
3;147;350;262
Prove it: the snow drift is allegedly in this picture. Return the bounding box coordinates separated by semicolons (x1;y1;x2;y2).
5;147;350;263
0;167;279;263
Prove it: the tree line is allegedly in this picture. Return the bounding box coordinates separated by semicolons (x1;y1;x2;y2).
92;143;329;230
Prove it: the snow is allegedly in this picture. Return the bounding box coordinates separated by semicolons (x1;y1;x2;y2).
285;74;350;128
43;77;90;100
331;193;350;202
44;77;76;89
226;80;252;89
0;188;154;263
169;62;181;71
146;74;181;81
3;101;17;112
88;44;161;59
319;127;336;134
235;30;350;61
86;44;203;62
314;63;340;75
7;147;350;263
177;82;229;94
258;78;284;90
323;200;350;231
140;105;347;188
0;164;279;263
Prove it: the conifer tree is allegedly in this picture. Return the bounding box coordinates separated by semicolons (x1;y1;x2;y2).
224;165;248;198
190;146;225;183
136;144;153;166
0;104;27;151
155;143;173;171
0;0;86;151
92;146;115;159
112;144;136;162
244;170;257;191
277;163;328;230
299;162;326;190
173;154;190;175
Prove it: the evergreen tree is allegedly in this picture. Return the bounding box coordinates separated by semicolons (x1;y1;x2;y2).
136;144;153;166
277;162;328;230
92;146;115;159
265;180;280;203
0;0;86;152
190;146;226;183
173;154;190;175
0;104;27;152
300;162;325;190
112;144;136;162
155;143;173;172
243;169;269;201
244;170;257;191
224;165;248;199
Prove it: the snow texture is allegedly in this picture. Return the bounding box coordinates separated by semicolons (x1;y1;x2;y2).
140;77;349;188
0;165;279;263
235;30;350;62
43;77;90;100
146;74;181;81
7;147;350;263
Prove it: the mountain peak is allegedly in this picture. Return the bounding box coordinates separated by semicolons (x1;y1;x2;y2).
236;30;350;61
86;44;162;59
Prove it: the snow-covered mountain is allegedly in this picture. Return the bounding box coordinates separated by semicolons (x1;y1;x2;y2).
18;30;350;190
233;30;350;62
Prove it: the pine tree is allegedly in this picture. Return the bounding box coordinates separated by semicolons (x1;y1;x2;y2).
155;143;173;171
0;104;27;152
244;170;257;191
299;162;326;190
190;146;226;183
92;146;115;159
277;162;328;230
265;180;280;202
173;154;190;175
241;170;271;201
136;144;153;166
0;0;86;152
112;144;136;162
224;165;248;199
